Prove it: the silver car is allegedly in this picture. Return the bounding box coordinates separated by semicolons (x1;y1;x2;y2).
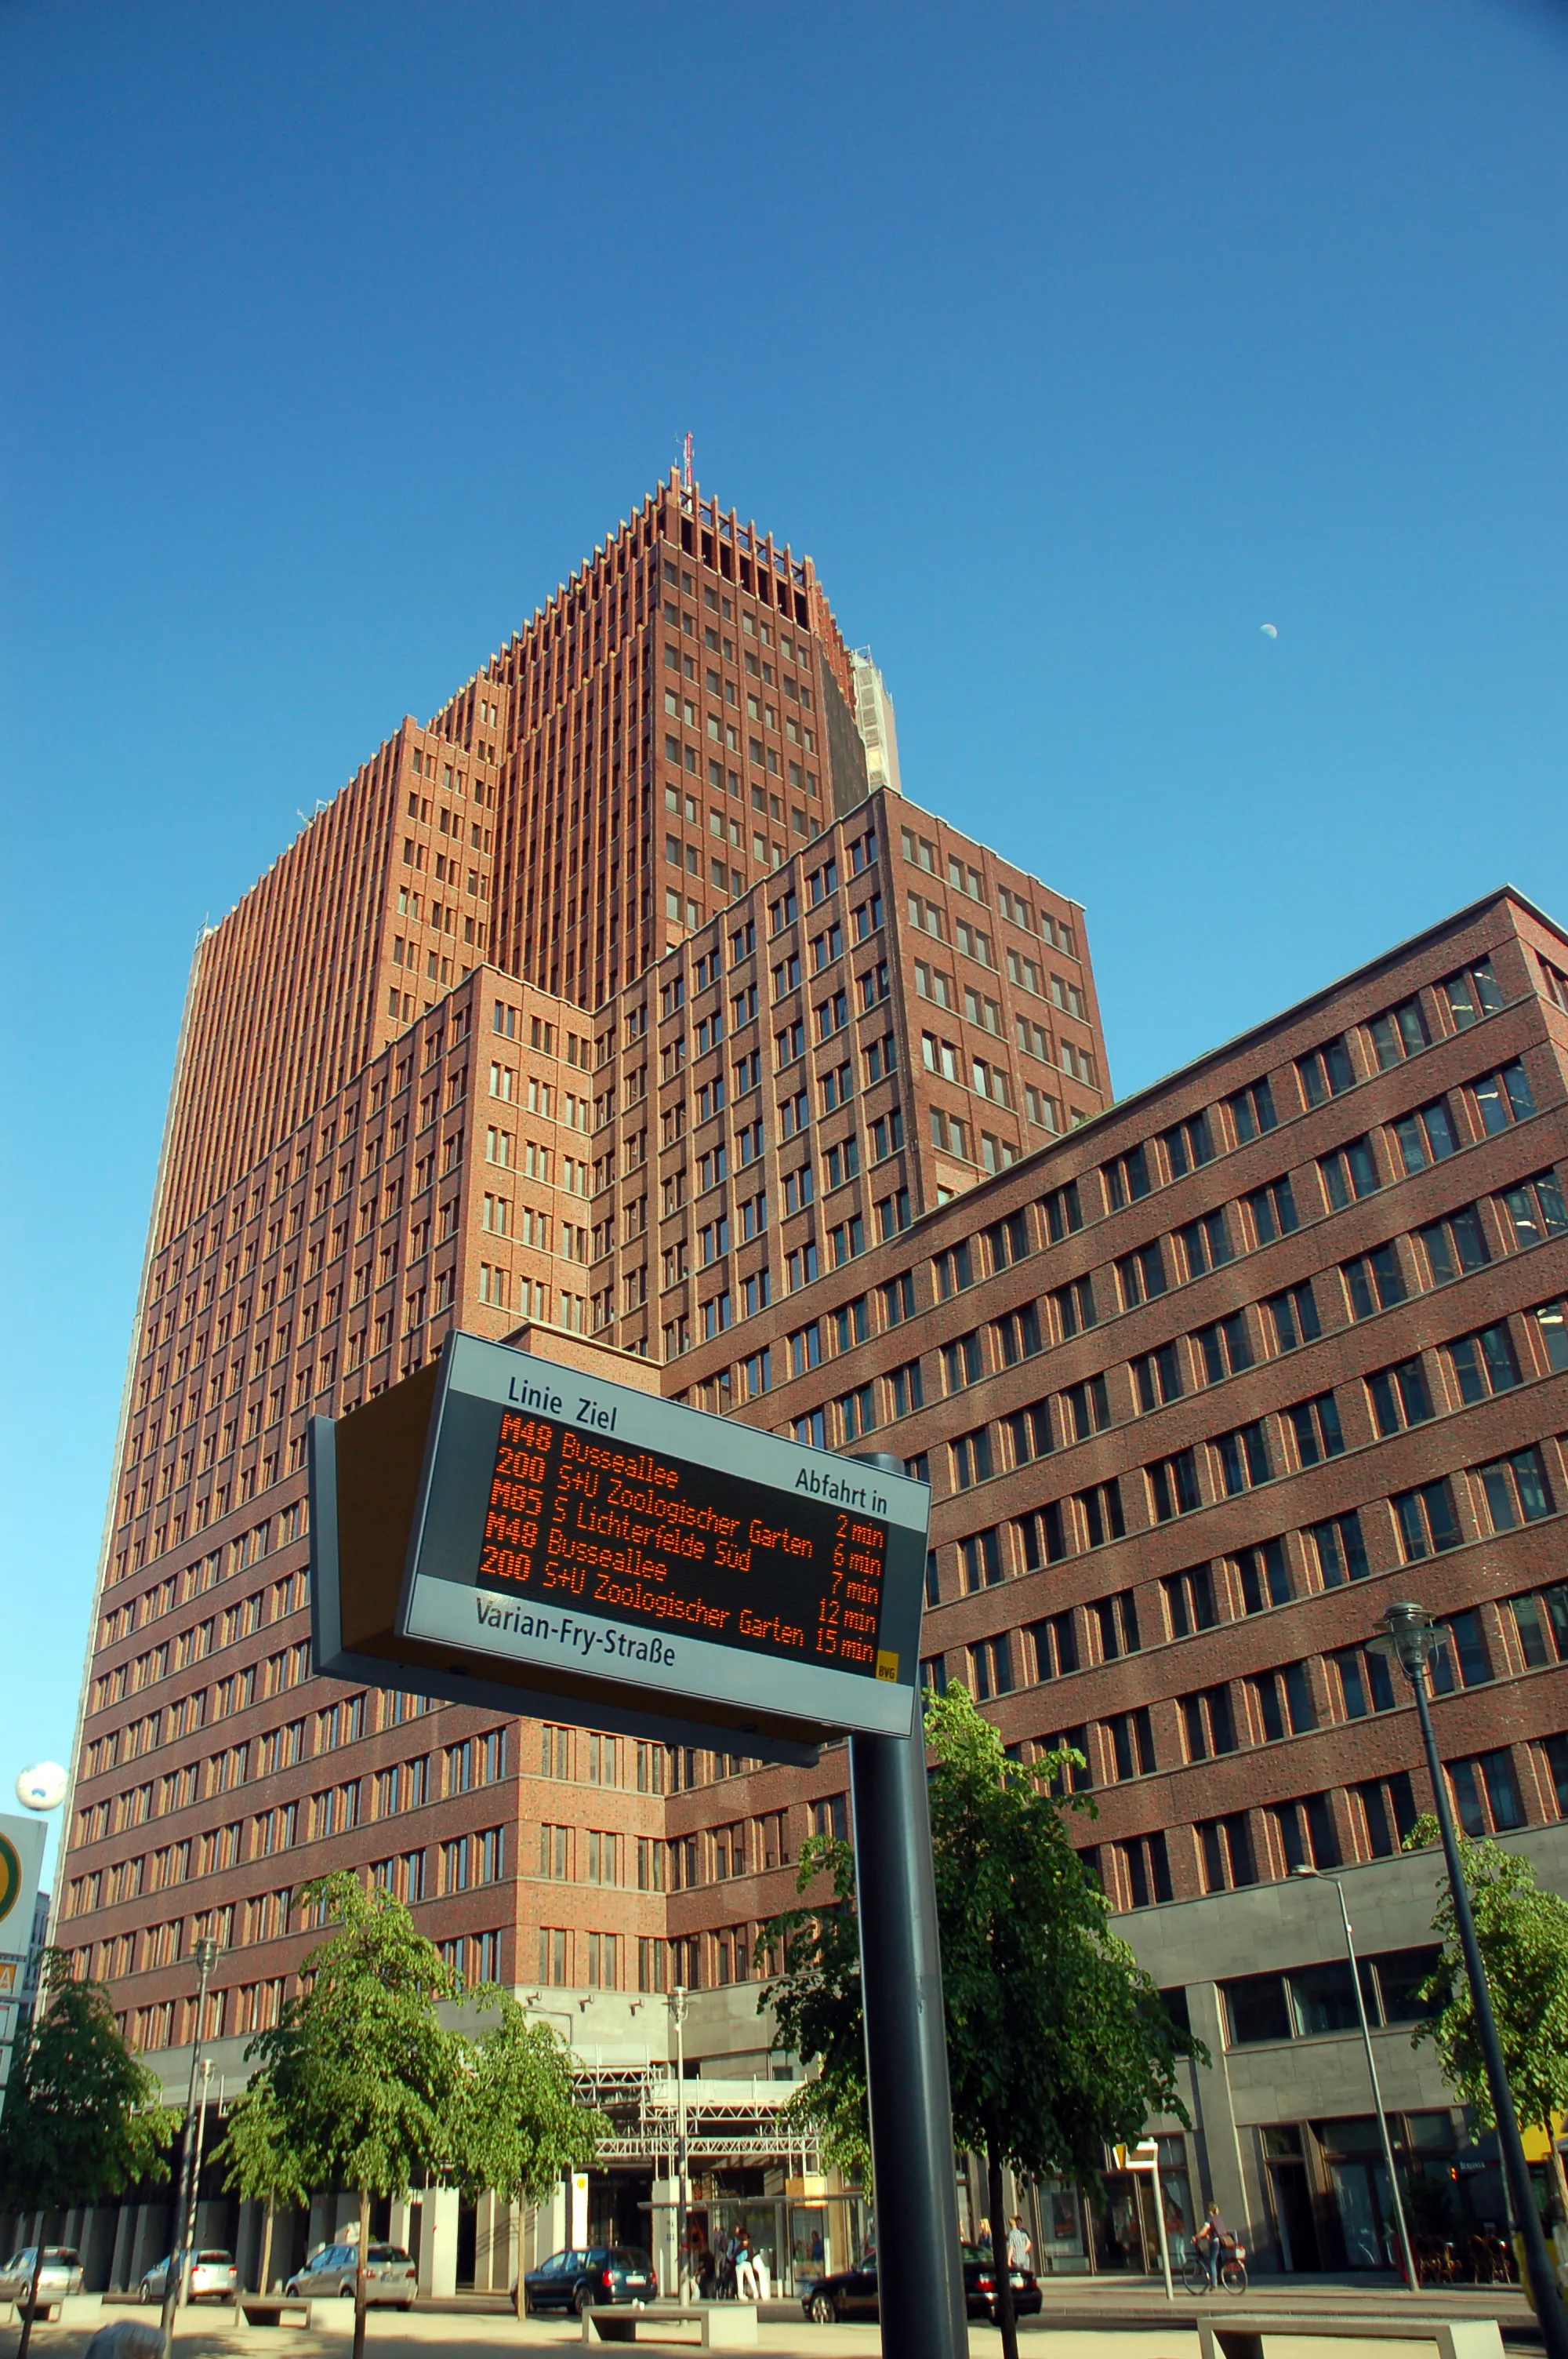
0;2249;85;2303
137;2251;238;2304
285;2243;417;2309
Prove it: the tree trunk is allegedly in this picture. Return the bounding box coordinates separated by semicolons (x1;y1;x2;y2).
1550;2134;1568;2232
354;2188;370;2359
16;2221;48;2359
987;2149;1019;2359
260;2202;276;2296
514;2199;526;2321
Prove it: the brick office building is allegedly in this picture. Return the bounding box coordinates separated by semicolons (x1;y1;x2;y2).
38;469;1568;2287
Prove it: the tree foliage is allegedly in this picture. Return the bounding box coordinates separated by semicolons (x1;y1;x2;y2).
924;1688;1197;2182
210;2071;310;2293
246;1873;466;2203
240;1872;473;2359
0;1950;177;2210
1405;1820;1568;2142
233;1872;602;2342
761;1688;1201;2359
0;1952;177;2359
448;1992;602;2317
762;1831;871;2190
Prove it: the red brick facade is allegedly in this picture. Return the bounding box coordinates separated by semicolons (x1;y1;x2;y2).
53;471;1568;2071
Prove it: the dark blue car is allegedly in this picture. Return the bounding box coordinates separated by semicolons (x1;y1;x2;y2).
516;2246;657;2316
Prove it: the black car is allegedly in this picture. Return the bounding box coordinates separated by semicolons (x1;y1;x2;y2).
802;2244;1043;2325
516;2246;657;2317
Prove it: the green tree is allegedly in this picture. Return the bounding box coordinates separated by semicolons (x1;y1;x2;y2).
209;2071;309;2298
0;1952;178;2359
242;1873;471;2359
762;1688;1200;2359
763;1832;872;2192
448;1991;602;2318
1405;1819;1568;2214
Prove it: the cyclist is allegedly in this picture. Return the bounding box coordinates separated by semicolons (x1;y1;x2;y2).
1193;2205;1229;2289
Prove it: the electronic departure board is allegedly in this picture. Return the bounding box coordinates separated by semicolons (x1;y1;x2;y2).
394;1332;929;1739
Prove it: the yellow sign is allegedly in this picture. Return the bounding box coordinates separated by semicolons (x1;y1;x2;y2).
876;1651;900;1683
0;1837;21;1927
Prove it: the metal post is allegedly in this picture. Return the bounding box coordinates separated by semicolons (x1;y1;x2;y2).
1135;2141;1174;2300
1373;1601;1568;2357
160;1935;220;2359
183;2059;214;2294
849;1708;969;2359
844;1448;967;2359
1292;1866;1417;2290
671;1986;689;2299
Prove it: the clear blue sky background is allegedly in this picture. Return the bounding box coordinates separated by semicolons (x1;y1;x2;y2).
4;1;1566;1879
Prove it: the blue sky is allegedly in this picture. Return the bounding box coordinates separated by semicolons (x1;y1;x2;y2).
3;1;1566;1877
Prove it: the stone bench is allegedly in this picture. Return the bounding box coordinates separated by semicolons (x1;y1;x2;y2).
0;2300;61;2325
582;2304;758;2349
1198;2317;1505;2359
229;2298;315;2331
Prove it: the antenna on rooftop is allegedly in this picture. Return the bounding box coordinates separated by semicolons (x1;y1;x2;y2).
683;431;694;493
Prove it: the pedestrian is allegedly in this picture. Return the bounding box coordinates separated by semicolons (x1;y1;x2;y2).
1194;2205;1227;2288
681;2219;707;2303
1006;2215;1032;2271
735;2232;760;2301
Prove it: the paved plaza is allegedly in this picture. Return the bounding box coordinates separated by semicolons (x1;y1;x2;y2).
0;2287;1543;2359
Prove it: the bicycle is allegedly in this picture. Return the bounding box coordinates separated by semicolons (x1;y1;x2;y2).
1182;2241;1248;2296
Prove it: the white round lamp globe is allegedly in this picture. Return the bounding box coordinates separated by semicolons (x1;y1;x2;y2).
16;1763;67;1812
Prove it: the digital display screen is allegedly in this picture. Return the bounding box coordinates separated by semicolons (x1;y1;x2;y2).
478;1410;900;1683
387;1332;928;1741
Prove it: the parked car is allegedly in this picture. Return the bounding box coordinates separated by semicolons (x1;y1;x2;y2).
514;2248;657;2317
284;2243;417;2308
802;2244;1043;2325
137;2252;238;2304
0;2250;84;2304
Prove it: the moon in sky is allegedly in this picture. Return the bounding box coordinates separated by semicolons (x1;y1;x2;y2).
1260;623;1279;638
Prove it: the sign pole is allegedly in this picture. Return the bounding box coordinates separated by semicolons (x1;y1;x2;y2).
849;1715;967;2359
848;1455;967;2359
311;1351;951;2346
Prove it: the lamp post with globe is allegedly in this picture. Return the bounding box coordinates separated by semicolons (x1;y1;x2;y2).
15;1766;69;1816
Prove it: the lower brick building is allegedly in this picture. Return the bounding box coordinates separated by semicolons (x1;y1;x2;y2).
38;835;1568;2288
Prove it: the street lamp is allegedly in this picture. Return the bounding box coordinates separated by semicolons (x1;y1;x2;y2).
159;1932;220;2359
1368;1600;1568;2357
1289;1865;1417;2291
670;1986;690;2298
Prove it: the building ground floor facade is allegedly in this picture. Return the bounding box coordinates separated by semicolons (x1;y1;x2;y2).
1107;1821;1568;2282
12;1824;1558;2298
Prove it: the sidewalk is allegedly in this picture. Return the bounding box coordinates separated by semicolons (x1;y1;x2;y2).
0;2288;1540;2358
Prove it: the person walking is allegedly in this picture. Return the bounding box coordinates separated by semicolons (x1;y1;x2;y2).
680;2219;709;2303
1194;2205;1227;2288
735;2231;760;2301
1006;2215;1032;2272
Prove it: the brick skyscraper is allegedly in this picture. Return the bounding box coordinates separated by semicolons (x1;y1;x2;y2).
42;468;1568;2294
159;474;874;1240
53;470;1105;2230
